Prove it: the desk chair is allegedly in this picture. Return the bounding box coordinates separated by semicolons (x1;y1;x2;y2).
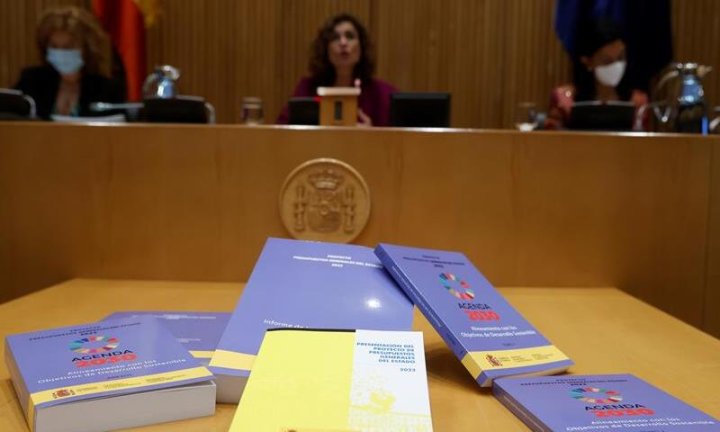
0;89;36;120
141;96;216;124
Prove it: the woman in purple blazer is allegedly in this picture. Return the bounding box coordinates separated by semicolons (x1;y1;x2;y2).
277;13;396;127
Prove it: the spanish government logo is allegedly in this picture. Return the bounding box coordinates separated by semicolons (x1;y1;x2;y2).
570;387;623;404
69;335;119;355
279;158;370;243
439;272;475;300
52;389;76;399
485;354;502;367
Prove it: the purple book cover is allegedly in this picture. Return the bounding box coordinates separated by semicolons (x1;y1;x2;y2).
103;312;230;362
494;374;720;432
4;316;213;430
375;243;573;387
209;238;413;401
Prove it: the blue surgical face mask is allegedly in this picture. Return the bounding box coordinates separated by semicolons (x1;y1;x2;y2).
46;48;84;75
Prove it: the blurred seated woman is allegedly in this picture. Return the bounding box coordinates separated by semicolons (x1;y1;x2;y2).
14;6;125;120
277;13;396;126
546;19;648;130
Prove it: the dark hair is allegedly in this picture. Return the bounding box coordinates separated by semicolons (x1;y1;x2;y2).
308;13;375;88
573;19;630;101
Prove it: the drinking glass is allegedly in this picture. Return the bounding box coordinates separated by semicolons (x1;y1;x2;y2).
514;102;539;131
240;97;264;125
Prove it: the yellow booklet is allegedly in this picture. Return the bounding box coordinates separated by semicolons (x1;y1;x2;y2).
229;329;433;431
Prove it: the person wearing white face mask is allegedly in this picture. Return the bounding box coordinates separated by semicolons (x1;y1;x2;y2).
546;19;649;130
13;6;125;120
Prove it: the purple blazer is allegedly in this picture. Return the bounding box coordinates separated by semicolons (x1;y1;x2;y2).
276;77;397;126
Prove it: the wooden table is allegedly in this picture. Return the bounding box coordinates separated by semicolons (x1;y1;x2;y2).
1;279;719;431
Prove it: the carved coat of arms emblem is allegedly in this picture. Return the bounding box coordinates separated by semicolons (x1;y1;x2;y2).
279;158;370;243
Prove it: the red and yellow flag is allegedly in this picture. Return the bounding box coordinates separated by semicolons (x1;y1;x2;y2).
92;0;160;101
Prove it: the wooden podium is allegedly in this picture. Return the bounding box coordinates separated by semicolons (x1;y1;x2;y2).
317;87;361;126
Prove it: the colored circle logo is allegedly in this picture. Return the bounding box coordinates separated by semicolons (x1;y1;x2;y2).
570;387;623;404
69;335;119;354
439;272;475;300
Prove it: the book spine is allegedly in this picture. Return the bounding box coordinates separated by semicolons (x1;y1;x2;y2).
375;246;467;360
4;339;30;417
493;384;551;432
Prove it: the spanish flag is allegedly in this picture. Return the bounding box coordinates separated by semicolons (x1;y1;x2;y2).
92;0;160;101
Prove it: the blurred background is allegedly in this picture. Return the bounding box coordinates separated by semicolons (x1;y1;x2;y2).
1;0;718;128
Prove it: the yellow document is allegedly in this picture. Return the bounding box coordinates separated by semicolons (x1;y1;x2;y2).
229;329;433;432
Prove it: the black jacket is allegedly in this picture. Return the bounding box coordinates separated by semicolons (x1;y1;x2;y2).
14;65;126;120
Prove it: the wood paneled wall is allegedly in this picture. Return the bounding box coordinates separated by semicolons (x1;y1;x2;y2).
1;0;719;127
1;123;719;339
672;0;720;116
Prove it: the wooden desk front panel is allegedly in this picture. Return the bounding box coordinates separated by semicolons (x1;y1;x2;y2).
0;124;716;337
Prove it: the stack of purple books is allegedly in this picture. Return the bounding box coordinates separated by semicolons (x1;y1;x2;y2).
5;316;216;432
209;237;414;403
375;242;718;430
103;311;230;366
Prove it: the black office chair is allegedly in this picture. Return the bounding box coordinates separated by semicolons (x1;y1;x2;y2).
140;96;216;124
0;89;36;120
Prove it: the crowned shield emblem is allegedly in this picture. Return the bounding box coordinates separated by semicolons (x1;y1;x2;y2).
279;158;370;243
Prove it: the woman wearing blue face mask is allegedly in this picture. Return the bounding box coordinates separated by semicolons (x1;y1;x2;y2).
13;6;125;120
546;19;649;130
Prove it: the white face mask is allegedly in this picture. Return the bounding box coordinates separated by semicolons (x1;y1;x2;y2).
46;48;84;75
594;60;626;87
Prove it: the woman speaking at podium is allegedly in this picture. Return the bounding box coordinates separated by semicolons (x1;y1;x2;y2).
14;6;125;120
276;13;396;127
